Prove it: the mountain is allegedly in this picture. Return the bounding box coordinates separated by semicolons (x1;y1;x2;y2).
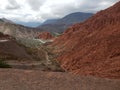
0;20;41;39
57;12;93;25
0;18;14;24
41;19;59;25
38;12;93;33
0;18;41;28
52;1;120;79
15;21;41;28
0;22;37;39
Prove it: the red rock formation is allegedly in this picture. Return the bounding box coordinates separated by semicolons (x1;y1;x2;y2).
52;1;120;79
38;32;53;40
0;32;10;40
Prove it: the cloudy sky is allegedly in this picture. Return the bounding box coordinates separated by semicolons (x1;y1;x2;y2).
0;0;119;24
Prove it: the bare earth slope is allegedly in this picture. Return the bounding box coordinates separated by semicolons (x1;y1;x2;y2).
52;1;120;79
0;22;39;39
0;33;31;60
0;40;31;58
0;69;120;90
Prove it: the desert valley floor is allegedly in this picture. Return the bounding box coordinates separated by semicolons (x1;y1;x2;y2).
0;69;120;90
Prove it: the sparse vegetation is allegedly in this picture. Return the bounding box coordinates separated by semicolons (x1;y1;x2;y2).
51;32;61;37
43;46;65;72
1;35;64;72
16;38;43;48
0;59;11;68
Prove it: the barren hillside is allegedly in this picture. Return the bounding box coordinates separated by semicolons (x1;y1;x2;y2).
52;1;120;79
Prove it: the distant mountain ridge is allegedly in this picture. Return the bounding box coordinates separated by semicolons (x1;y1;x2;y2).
38;12;93;33
41;19;59;25
0;18;14;24
57;12;93;25
15;21;41;28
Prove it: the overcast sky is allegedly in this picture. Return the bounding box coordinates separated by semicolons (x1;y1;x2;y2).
0;0;119;23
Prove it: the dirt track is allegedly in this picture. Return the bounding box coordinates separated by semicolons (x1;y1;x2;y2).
0;69;120;90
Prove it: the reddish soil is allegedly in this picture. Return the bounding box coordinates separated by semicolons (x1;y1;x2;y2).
52;1;120;79
38;31;53;40
0;32;10;40
0;69;120;90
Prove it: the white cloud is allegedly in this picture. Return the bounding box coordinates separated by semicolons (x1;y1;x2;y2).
5;0;20;10
0;0;119;23
26;0;47;10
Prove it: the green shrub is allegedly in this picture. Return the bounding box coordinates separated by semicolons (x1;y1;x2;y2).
0;59;11;68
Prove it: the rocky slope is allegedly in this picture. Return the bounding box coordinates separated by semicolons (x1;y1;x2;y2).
52;1;120;79
0;18;14;24
0;23;37;38
38;31;53;40
0;33;32;60
0;20;41;39
38;12;93;33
